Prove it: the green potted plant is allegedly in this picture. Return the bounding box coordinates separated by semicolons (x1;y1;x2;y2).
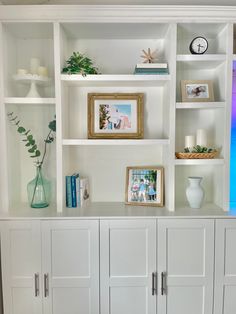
62;51;99;76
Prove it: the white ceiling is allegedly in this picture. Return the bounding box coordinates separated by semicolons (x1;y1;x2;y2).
2;0;236;5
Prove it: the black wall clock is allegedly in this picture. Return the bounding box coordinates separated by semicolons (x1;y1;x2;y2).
189;36;208;54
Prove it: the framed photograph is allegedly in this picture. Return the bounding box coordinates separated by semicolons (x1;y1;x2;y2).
125;166;164;207
88;93;144;139
181;80;214;102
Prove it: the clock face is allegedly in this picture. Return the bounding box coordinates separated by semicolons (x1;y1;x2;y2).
189;37;208;54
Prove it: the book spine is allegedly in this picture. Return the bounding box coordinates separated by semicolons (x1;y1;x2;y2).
66;176;72;208
134;71;168;75
71;175;77;207
134;68;168;73
76;174;81;208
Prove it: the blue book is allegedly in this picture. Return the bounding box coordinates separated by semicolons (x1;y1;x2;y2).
66;176;72;208
71;174;77;207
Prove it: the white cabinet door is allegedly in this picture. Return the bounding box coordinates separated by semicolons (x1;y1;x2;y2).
100;219;156;314
214;219;236;314
158;219;214;314
41;220;99;314
1;220;42;314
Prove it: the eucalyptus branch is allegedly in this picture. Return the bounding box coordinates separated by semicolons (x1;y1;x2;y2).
7;112;56;167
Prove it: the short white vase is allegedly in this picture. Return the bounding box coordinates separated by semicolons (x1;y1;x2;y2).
186;176;204;209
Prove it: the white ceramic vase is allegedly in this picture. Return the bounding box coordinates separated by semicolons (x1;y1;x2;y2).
186;176;204;209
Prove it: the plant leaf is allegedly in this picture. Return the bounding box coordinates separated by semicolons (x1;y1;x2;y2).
28;145;37;153
17;126;26;133
48;120;56;131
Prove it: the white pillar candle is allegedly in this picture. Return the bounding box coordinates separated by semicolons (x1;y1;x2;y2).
185;135;196;149
196;129;207;147
37;66;48;77
17;68;28;75
30;58;40;75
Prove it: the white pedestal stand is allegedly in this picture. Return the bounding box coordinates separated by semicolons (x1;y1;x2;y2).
13;74;51;98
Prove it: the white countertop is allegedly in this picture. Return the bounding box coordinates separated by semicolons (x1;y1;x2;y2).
0;202;236;220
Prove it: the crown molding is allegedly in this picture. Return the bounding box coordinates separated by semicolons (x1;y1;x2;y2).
1;5;236;21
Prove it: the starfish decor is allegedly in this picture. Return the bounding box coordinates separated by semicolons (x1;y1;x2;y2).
140;48;158;63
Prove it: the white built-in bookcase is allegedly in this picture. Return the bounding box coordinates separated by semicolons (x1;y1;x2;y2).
0;6;234;213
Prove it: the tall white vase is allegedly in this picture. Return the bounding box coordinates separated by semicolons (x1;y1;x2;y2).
186;176;204;209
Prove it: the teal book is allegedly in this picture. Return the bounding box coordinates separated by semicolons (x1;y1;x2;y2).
71;174;77;207
66;176;72;208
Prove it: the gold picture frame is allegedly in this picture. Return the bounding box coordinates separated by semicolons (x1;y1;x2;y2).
181;80;214;102
88;93;144;139
125;166;164;207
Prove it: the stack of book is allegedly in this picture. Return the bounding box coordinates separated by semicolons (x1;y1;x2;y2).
66;173;90;208
134;63;168;75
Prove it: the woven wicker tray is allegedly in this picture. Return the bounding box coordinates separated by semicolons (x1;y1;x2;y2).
175;151;218;159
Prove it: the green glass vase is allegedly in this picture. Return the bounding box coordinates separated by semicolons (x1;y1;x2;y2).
27;166;51;208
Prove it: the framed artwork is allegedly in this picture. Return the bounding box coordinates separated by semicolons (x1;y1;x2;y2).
125;166;164;207
181;80;214;102
87;93;144;139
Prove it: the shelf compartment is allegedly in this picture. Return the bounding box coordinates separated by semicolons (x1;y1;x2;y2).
61;74;171;87
175;108;224;156
62;145;166;204
177;23;228;55
62;84;171;140
62;139;170;146
3;22;55;98
176;61;226;102
177;54;226;62
175;158;224;165
60;22;173;75
5;103;56;208
175;164;224;210
4;97;56;104
176;102;225;109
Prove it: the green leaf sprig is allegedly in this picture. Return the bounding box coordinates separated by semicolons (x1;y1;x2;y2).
184;145;216;153
62;52;99;76
7;112;56;167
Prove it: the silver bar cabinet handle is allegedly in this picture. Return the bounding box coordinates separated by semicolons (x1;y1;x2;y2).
152;272;157;295
34;273;39;297
44;273;49;297
161;272;165;295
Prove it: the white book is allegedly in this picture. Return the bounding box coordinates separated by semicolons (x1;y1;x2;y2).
80;178;90;207
136;63;168;69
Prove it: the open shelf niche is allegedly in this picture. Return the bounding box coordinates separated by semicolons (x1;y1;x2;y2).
175;164;224;210
177;23;228;55
5;103;56;209
2;22;55;98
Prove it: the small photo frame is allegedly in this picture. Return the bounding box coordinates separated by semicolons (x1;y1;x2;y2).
125;166;164;207
181;80;214;102
88;93;144;139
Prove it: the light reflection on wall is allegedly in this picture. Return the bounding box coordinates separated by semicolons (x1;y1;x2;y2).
230;65;236;208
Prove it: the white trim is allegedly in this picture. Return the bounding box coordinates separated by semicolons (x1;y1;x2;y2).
62;139;170;146
2;6;236;21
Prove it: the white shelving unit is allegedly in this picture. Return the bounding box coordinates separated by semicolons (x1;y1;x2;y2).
0;6;234;213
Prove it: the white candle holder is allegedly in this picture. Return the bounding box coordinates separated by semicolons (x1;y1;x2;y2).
13;74;51;98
